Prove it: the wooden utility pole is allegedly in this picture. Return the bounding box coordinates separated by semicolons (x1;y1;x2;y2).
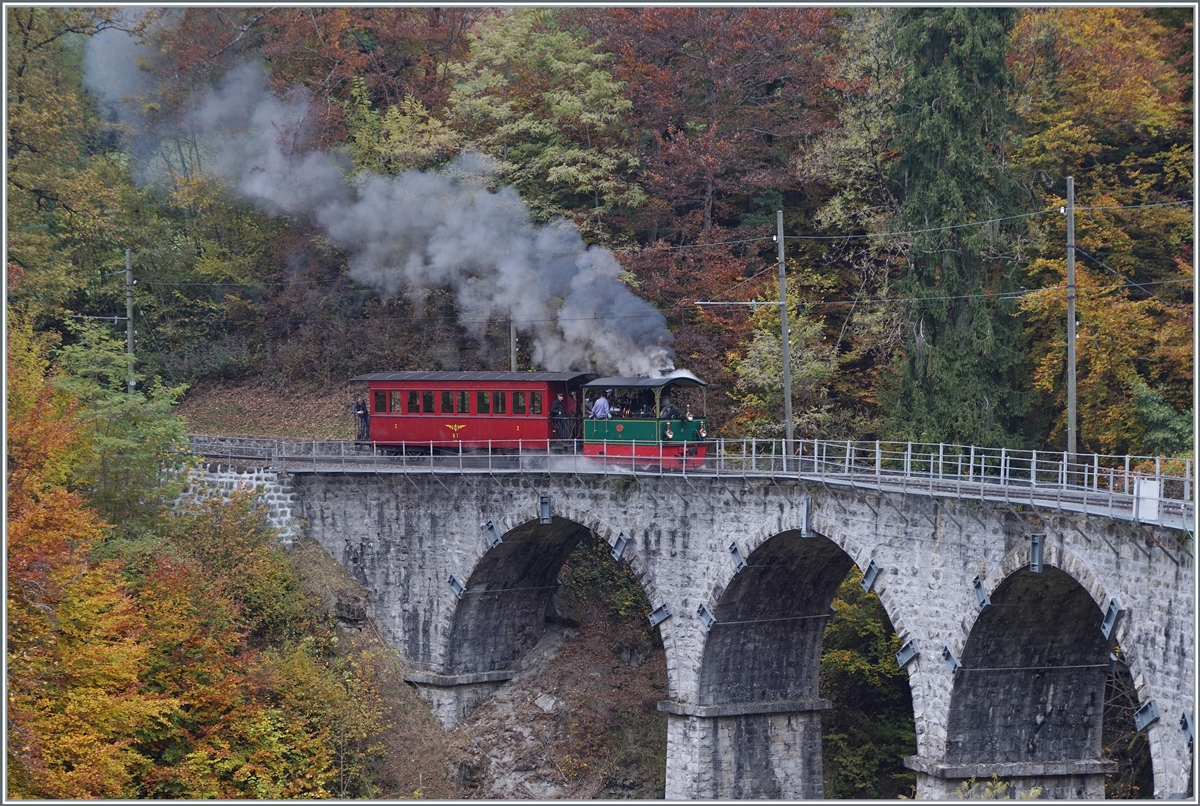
126;248;135;393
777;211;793;467
1066;177;1076;460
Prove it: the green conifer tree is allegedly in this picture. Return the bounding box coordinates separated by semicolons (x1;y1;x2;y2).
884;8;1032;446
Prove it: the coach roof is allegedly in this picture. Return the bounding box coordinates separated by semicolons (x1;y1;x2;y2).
351;371;597;383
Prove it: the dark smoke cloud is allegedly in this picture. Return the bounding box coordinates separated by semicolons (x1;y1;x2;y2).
85;33;676;376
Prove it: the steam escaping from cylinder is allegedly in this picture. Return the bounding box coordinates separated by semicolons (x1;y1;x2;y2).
85;42;676;377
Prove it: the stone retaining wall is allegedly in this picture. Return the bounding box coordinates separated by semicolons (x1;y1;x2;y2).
180;462;301;544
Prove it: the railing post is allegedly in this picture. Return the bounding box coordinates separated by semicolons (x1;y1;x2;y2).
1000;447;1007;486
905;442;912;477
876;440;881;476
1124;455;1131;494
938;443;944;479
1185;457;1192;503
845;440;852;474
1095;454;1101;491
1031;450;1037;487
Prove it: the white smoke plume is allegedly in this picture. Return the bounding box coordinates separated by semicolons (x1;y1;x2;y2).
85;37;676;377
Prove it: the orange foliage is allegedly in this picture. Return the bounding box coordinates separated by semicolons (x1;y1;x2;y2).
6;319;348;798
7;319;172;798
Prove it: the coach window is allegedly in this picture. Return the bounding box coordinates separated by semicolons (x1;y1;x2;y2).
494;390;506;414
531;391;543;414
477;390;490;414
407;390;420;413
513;391;526;414
391;391;404;413
441;391;454;413
423;391;435;413
374;391;386;413
457;390;470;413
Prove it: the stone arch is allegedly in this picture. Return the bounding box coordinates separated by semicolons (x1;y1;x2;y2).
513;483;681;699
942;556;1116;798
698;530;855;706
737;492;911;647
969;542;1156;709
445;515;591;673
685;525;873;799
970;542;1167;798
444;497;667;679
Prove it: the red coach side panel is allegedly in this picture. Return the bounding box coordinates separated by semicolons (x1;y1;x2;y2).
351;371;594;450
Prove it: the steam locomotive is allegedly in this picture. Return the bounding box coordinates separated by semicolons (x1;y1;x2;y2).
350;369;709;469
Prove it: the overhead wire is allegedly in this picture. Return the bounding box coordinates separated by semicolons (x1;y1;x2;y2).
128;198;1192;318
1073;248;1189;307
122;278;1193;331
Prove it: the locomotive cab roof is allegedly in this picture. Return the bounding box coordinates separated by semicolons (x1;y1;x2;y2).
581;369;706;391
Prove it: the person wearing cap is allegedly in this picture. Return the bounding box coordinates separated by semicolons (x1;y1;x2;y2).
591;389;612;419
550;391;566;440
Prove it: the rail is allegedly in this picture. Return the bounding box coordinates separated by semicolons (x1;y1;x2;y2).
188;435;1194;531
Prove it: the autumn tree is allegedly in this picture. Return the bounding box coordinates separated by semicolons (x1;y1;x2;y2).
1009;7;1193;455
50;321;191;537
821;570;916;798
6;315;172;798
6;7;131;326
584;7;836;239
446;8;646;239
793;9;909;432
726;277;840;439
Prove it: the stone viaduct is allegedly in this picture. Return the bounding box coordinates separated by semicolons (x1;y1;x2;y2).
183;438;1194;799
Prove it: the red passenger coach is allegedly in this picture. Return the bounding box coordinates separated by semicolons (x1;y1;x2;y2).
351;371;596;451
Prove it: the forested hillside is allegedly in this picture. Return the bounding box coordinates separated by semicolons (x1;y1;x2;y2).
8;6;1191;451
6;6;1190;799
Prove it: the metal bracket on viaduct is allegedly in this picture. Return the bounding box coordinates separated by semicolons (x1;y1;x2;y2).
184;436;1194;799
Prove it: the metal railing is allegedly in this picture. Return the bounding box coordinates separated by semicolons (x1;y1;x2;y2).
188;435;1194;530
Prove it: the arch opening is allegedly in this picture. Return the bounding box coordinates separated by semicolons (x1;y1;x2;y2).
946;567;1109;767
447;517;591;673
444;519;669;798
692;529;916;799
700;530;853;704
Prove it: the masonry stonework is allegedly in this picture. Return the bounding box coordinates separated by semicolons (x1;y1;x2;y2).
180;462;301;543
186;464;1194;799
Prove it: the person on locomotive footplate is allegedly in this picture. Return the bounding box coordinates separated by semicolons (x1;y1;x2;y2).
591;389;611;419
659;396;682;420
635;390;654;418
